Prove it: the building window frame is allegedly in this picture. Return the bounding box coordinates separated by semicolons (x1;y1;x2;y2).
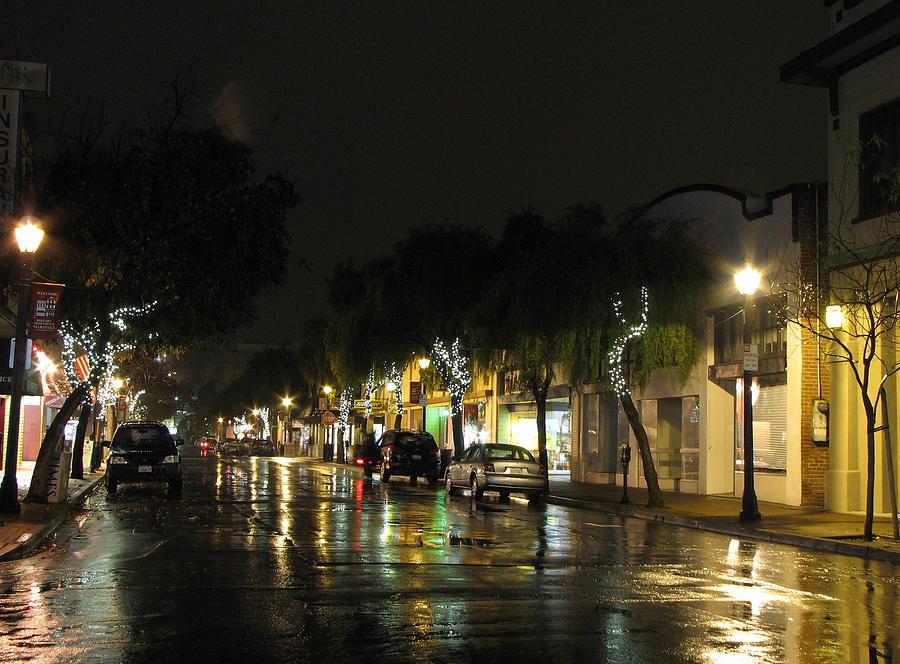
859;97;900;220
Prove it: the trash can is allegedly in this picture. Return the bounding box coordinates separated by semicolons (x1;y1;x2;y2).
323;445;334;461
440;448;453;477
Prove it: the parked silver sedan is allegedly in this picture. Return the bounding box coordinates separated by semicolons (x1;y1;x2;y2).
444;443;546;501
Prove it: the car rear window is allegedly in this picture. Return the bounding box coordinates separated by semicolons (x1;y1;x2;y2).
397;433;436;448
113;425;174;449
486;446;535;462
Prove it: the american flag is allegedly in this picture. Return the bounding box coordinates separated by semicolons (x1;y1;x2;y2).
75;354;90;381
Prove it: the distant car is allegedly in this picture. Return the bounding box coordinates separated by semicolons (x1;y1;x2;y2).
373;429;441;485
444;443;545;501
352;436;380;477
196;437;216;450
248;439;276;456
104;421;183;496
218;438;246;456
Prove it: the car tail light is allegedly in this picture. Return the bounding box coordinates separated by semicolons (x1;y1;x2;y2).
483;463;495;472
539;465;547;475
354;458;364;465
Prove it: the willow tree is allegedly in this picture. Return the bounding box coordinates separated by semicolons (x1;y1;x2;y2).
482;204;712;507
326;225;494;458
599;213;713;507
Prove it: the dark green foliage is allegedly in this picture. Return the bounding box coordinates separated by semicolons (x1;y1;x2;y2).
36;111;297;353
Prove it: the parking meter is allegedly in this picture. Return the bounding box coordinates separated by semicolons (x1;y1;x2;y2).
619;443;632;504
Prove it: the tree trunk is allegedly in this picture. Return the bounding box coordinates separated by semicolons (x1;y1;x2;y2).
865;401;877;541
620;392;664;508
90;404;104;471
70;401;92;479
536;389;550;491
450;401;465;459
24;386;86;503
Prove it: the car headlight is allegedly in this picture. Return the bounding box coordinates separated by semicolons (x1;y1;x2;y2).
108;455;129;464
162;455;179;464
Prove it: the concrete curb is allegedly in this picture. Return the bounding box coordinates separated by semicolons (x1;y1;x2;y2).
545;494;900;564
0;475;105;562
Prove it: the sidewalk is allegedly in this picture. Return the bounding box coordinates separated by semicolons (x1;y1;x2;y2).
0;466;105;562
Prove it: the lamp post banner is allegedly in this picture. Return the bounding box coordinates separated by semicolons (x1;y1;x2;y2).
29;282;64;339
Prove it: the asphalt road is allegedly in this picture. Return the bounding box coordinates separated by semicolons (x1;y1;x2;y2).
0;452;897;663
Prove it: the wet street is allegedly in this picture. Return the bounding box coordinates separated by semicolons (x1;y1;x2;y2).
1;453;898;664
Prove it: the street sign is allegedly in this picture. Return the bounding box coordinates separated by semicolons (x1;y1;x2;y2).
0;90;21;213
419;393;428;408
743;343;758;372
353;398;385;410
321;411;336;426
0;61;51;96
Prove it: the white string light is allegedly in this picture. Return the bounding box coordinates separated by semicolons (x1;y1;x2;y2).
431;337;471;415
259;406;271;439
339;388;351;429
60;302;158;400
608;286;649;397
384;362;405;417
364;366;376;417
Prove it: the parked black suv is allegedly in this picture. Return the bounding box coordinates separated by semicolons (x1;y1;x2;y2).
104;421;183;496
371;429;441;485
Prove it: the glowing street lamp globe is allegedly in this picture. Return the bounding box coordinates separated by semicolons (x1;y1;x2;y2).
15;217;44;253
734;266;761;296
826;305;844;329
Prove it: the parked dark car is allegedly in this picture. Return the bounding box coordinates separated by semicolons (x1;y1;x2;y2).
104;421;183;496
248;438;276;456
444;443;546;501
373;429;441;485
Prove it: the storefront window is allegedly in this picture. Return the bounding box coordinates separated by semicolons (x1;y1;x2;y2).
735;378;787;473
507;403;571;471
581;391;619;473
463;401;488;446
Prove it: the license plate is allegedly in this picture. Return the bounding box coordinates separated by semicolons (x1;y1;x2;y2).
506;466;523;473
138;465;152;473
411;454;422;460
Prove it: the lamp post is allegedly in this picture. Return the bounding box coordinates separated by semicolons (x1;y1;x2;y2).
734;265;762;522
322;386;337;461
0;218;45;514
281;397;292;456
418;357;430;432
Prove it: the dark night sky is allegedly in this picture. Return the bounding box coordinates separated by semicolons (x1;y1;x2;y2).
7;2;831;344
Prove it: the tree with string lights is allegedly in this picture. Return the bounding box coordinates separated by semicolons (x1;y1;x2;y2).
18;82;297;498
25;303;156;503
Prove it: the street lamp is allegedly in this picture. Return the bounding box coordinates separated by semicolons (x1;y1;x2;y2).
0;218;45;514
734;265;762;522
281;397;293;456
417;357;430;432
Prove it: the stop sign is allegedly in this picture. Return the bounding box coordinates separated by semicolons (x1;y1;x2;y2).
321;411;336;426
